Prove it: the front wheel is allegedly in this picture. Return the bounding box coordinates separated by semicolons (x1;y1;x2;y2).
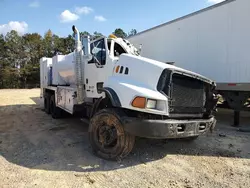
88;109;135;160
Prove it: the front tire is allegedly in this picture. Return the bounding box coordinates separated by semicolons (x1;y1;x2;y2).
88;109;135;160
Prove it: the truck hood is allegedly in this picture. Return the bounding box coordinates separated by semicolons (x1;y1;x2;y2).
121;54;214;85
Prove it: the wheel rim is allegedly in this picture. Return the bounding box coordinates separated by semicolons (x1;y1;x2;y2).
98;123;118;148
93;114;123;154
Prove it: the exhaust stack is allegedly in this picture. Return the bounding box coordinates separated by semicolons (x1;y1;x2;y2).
72;25;84;104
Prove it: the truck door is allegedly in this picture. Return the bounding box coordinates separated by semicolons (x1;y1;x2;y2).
84;37;113;98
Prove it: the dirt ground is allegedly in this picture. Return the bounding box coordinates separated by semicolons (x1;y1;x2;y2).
0;89;250;188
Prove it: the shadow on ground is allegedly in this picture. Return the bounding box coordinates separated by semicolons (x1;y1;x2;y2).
0;97;250;173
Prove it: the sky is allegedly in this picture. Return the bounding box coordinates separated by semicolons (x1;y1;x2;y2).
0;0;225;37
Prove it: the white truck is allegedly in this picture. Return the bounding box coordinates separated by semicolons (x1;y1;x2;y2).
127;0;250;126
40;25;218;160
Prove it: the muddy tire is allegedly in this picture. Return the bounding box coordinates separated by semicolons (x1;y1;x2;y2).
88;108;135;161
44;93;50;114
50;95;62;119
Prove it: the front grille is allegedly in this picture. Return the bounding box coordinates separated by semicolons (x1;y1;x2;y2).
169;73;205;114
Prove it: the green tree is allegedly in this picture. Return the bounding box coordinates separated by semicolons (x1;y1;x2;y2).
92;31;103;40
22;33;43;87
128;29;137;37
4;30;26;88
113;28;127;38
43;29;53;57
64;35;75;53
0;34;6;88
53;34;65;55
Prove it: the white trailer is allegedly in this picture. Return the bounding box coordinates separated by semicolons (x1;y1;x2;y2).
40;26;218;160
128;0;250;126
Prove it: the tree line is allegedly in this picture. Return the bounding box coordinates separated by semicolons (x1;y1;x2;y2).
0;28;137;89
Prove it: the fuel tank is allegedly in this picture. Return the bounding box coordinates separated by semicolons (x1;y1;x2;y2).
52;53;76;86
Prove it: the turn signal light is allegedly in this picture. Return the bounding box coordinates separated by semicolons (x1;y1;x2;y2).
115;66;120;73
132;97;146;109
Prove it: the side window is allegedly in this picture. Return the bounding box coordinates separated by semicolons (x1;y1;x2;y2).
88;38;106;65
114;42;126;57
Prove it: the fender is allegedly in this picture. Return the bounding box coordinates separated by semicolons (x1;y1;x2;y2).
100;87;121;107
90;88;121;118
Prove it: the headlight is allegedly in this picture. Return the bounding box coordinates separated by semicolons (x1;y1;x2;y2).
146;99;157;109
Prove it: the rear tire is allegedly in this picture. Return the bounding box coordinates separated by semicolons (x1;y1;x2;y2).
44;93;50;114
88;108;135;161
50;95;62;119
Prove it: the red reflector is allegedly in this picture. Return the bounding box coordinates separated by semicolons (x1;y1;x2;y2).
228;83;237;86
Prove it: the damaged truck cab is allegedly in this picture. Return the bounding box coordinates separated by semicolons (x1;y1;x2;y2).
104;52;218;140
